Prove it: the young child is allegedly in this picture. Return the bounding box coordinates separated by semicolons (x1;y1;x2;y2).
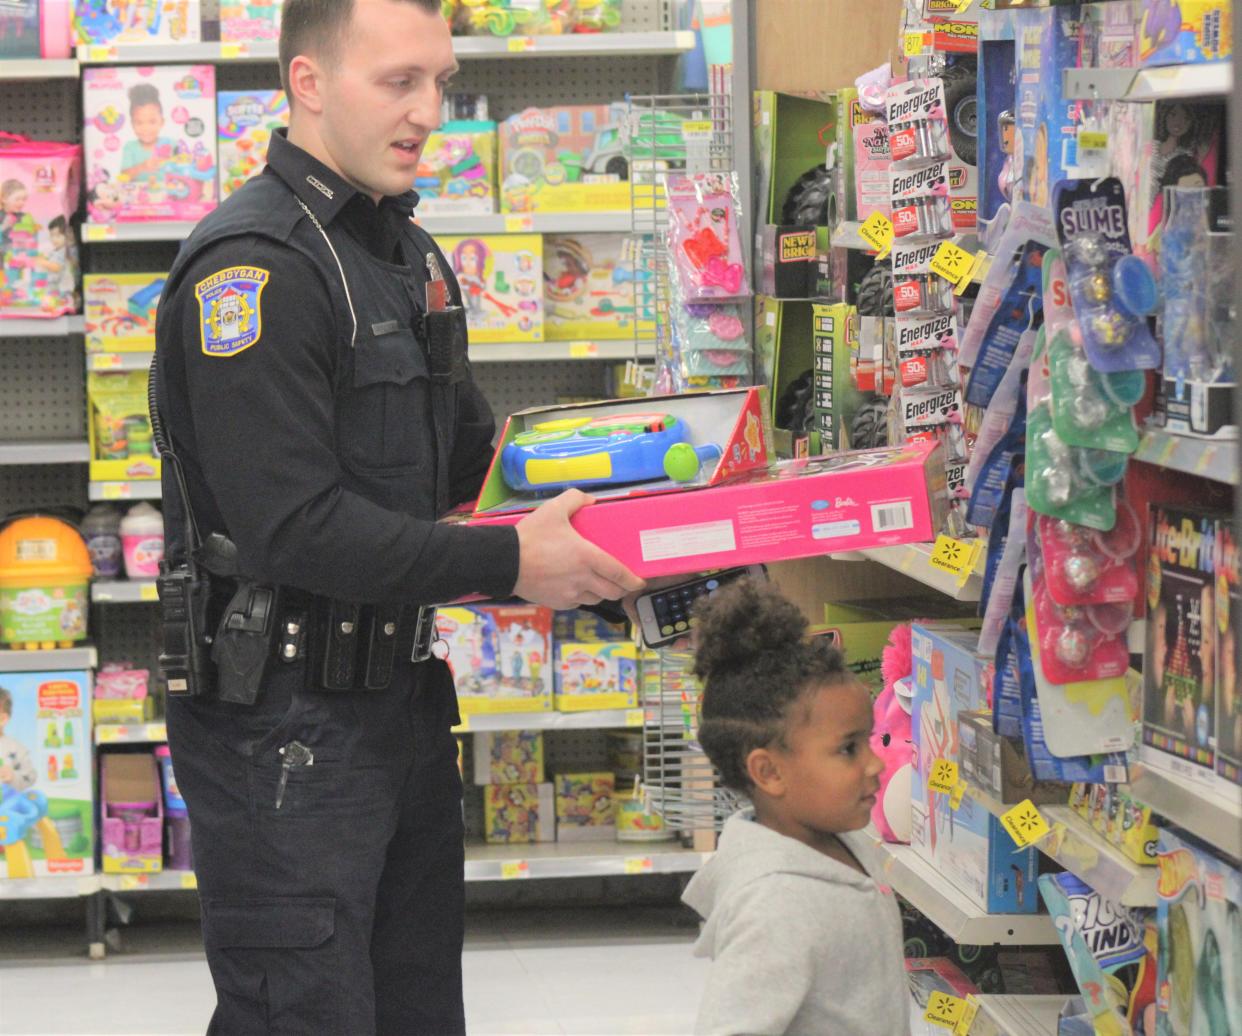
120;82;172;187
682;580;910;1036
0;686;36;793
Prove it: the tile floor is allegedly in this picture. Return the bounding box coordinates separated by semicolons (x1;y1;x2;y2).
0;907;709;1035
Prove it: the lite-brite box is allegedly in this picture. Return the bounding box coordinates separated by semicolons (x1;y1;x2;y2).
484;783;554;844
83;272;165;351
87;370;160;482
554;642;638;711
1143;505;1222;783
499;104;630;213
73;1;200;47
436;604;553;714
1139;0;1231;66
415;121;496;217
100;752;162;873
554;772;615;842
544;233;638;341
910;624;1040;913
219;1;281;42
1155;828;1242;1035
0;670;94;879
217;89;287;200
438;234;542;343
83;64;217;223
471;730;544;786
1215;518;1240;785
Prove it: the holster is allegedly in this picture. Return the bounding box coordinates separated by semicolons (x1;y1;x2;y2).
211;581;279;705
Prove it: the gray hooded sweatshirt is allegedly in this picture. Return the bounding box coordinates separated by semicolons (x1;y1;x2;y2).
683;811;910;1036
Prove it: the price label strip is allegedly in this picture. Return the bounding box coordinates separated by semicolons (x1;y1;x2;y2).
506;36;535;52
856;212;895;260
924;991;967;1030
953;995;980;1036
1000;799;1051;848
623;856;654;875
929;240;987;295
927;759;959;795
500;860;530;880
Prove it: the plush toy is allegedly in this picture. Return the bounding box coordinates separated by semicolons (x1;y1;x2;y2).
871;624;916;843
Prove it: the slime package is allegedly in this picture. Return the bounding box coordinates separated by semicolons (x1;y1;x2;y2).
415;121;496;217
217;89;287;200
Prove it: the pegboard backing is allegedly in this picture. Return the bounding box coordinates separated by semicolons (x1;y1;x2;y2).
82;241;182;276
0;338;86;439
0;465;87;516
0;79;80;142
472;358;612;418
92;602;162;674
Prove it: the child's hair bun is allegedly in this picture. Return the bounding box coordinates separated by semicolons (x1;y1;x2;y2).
692;578;807;682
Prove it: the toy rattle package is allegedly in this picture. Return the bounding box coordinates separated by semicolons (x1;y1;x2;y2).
666;268;750;389
83;272;166;351
415;121;495;217
543;233;640;341
83;64;217;224
665;172;749;303
219;1;281;42
438;234;543;343
554;773;615;842
0;133;81;319
73;1;200;47
217;89;287;200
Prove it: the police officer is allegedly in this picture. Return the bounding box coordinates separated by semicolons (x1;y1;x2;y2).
152;1;644;1032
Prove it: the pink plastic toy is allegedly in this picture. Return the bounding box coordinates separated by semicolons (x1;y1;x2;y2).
871;624;915;843
665;172;749;303
1037;503;1141;608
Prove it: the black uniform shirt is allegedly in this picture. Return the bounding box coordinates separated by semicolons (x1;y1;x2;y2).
156;131;520;606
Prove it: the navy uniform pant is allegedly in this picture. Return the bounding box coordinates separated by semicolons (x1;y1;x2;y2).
167;656;465;1036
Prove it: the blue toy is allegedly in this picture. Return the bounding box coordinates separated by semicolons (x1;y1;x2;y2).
501;413;722;493
0;783;52;878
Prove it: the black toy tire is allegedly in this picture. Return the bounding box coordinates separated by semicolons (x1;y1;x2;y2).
855;263;894;318
941;61;978;168
781;165;833;227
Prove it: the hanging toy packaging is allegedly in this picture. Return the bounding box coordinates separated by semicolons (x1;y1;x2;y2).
665;172;749;304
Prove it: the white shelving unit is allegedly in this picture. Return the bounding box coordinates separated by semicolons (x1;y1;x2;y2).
88;480;163;502
470;340;653;362
87;351;153;372
1134;427;1239;486
0;59;79;80
99;871;197;892
857;542;983;602
462;840;707;881
0;647;97;672
1064;62;1233;102
95;722;167;745
968;995;1071;1036
91;579;159;604
457;707;644;733
1129;759;1242;860
0;441;90;465
0;315;84;337
0;875;99;900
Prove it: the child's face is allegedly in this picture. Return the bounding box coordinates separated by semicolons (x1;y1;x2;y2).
50;226;65;249
772;682;884;836
132;103;164;146
6;189;27;213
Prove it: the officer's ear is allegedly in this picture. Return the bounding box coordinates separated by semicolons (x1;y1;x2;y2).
287;54;327;116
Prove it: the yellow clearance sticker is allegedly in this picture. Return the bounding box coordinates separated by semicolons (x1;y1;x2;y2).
857;212;895;259
924;991;966;1029
928;759;959;794
196;266;270;358
1000;799;1051;847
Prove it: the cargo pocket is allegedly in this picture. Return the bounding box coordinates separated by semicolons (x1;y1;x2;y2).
340;328;435;471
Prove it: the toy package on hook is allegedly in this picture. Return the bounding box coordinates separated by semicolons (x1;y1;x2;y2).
667;274;750;383
665;172;749;303
1036;504;1141;608
892;241;954;316
889;158;952;240
1053;177;1160;373
885;79;951;167
901;384;968;463
963;240;1046;409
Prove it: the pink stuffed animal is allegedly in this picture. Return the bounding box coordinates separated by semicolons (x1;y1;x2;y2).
870;624;915;843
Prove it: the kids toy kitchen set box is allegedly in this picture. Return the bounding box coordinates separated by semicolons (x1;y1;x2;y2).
455;388;948;579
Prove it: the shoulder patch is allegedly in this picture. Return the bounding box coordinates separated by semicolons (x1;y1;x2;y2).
195;265;270;357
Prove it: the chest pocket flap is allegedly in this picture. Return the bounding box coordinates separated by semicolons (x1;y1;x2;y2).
352;328;428;389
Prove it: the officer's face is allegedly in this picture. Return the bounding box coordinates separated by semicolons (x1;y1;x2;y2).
319;0;457;201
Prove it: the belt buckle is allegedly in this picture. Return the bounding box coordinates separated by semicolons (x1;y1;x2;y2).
411;606;438;663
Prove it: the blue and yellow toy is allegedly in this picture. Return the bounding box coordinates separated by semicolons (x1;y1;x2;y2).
1;784;66;879
501;413;721;493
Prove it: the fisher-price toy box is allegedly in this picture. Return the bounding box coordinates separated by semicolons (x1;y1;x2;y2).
554;772;615;842
910;625;1040;914
484;783;554;844
415;121;496;217
83;64;217;224
83;272;166;352
459;388;947;579
219;1;282;43
1139;0;1231;66
499;104;631;214
438;234;543;344
73;1;201;47
0;670;94;880
217;89;287;200
472;730;544;786
435;604;553;715
554;642;639;712
544;233;642;341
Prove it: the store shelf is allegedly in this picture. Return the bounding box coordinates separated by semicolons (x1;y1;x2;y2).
1134;427;1238;485
0;875;99;900
0;58;79;80
456;708;644;734
0;647;97;672
857;542;983;602
0;315;85;337
89;480;162;502
1036;807;1156;908
849;830;1059;946
95;722;167;746
0;440;90;465
91;580;159;604
417;212;634;234
470;340;654;363
100;871;197;892
82;222;196;243
1129;758;1242;859
76;41;278;64
88;351;153;372
968;995;1071;1036
462;840;708;881
1065;63;1232;102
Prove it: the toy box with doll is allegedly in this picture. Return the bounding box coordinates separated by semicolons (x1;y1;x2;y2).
100;751;162;873
484;783;554;844
544;233;639;341
1139;0;1231;66
439;234;542;343
910;624;1041;913
499;105;630;214
83;273;165;351
0;669;93;879
435;604;552;715
83;64;216;224
472;730;544;785
217;89;287;200
1215;518;1240;785
219;1;281;42
554;772;615;842
73;1;200;47
554;642;638;711
87;371;160;482
414;121;496;217
1155;828;1242;1035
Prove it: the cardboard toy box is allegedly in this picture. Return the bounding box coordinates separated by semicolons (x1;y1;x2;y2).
957;709;1071;806
219;1;282;42
83;64;217;224
83;272;166;352
554;642;639;712
217;89;287;200
472;730;544;786
544;233;641;341
87;371;160;483
831;88;887;226
553;609;627;643
1139;0;1231;66
753;91;836;227
759;225;816;299
415;121;496;217
435;604;553;714
100;751;162;873
499;104;630;213
0;670;94;880
812;302;865;453
910;625;1040;914
484;783;554;844
1215;518;1240;785
73;1;201;47
554;772;615;842
438;234;543;343
1155;828;1242;1035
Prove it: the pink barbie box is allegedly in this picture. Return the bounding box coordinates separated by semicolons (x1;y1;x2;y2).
83;64;217;224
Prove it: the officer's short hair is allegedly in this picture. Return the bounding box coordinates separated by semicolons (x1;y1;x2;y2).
280;0;441;101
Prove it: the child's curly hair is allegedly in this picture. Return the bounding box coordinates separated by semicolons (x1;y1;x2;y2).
693;579;849;792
